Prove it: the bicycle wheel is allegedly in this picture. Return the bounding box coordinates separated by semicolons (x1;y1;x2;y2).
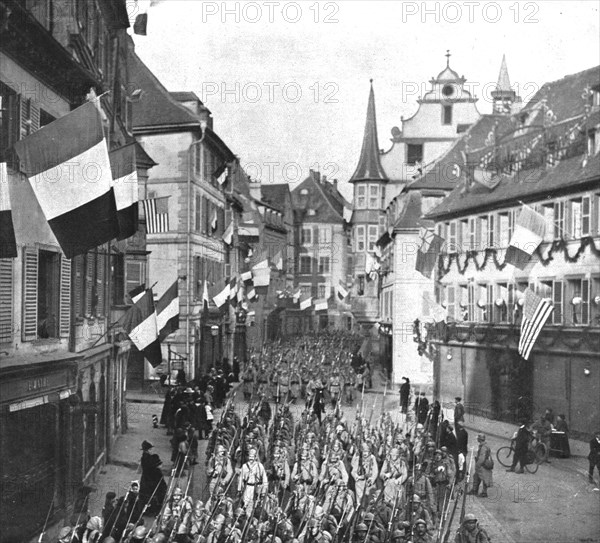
496;446;514;468
535;442;548;463
525;450;538;474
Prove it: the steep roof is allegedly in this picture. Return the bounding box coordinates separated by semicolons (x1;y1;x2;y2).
496;54;512;92
127;44;201;129
291;174;344;223
261;184;290;210
392;191;432;230
349;81;388;183
408;115;513;192
425;66;600;220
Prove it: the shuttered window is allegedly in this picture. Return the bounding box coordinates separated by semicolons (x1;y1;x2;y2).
20;97;40;138
84;252;97;317
22;247;38;341
0;259;13;344
60;257;71;338
73;254;85;318
125;261;144;297
96;252;106;316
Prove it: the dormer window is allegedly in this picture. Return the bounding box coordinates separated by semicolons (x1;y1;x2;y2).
407;144;423;165
300;188;308;195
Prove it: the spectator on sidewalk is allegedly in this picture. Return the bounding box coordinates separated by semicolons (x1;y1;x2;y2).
588;430;600;483
454;397;465;426
553;414;571;458
414;392;430;425
508;421;533;474
455;423;469;481
469;433;493;498
139;440;167;516
534;414;553;463
399;377;411;414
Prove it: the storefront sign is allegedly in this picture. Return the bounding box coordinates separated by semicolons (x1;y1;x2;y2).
9;395;48;412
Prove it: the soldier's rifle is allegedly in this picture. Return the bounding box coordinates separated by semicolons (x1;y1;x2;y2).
459;446;475;526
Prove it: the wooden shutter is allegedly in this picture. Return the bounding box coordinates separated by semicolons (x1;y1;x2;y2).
22;247;38;341
0;259;14;344
73;254;84;318
20;97;40;137
60;256;71;338
84;252;96;316
96;252;106;316
218;208;225;236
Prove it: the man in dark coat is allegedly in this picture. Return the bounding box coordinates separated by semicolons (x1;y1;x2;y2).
399;377;410;414
139;441;167;516
507;421;532;473
588;430;600;483
414;392;430;425
454;397;465;426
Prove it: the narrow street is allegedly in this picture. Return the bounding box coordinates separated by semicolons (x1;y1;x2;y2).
86;379;600;543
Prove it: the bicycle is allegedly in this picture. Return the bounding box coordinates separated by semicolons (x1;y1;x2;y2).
496;435;548;474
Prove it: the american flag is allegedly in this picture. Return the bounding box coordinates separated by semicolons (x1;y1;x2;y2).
518;288;553;360
143;197;169;233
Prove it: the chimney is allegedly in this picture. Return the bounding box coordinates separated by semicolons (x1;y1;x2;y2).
310;169;320;182
332;179;338;191
249;178;262;201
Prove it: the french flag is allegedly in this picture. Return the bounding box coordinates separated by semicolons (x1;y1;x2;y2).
156;280;179;341
121;288;162;367
109;143;139;240
0;163;17;259
13;102;119;259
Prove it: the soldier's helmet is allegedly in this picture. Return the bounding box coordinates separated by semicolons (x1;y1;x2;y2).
463;513;478;523
414;519;427;527
132;526;148;540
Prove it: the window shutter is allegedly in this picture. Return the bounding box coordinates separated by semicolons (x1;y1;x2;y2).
96;252;106;316
60;256;71;338
73;254;84;318
0;259;14;344
22;247;38;341
20;97;40;137
84;252;95;316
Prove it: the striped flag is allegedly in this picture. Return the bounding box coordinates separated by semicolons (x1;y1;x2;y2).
214;163;228;185
505;206;546;270
300;297;312;310
252;268;271;287
213;283;230;308
13;102;119;259
241;270;253;282
415;229;444;279
337;281;349;300
156;280;179;341
211;207;218;230
143;197;169;233
109;143;139;240
222;221;233;245
518;288;553;360
274;251;283;270
0;163;17;258
128;284;146;304
314;299;328;312
121;289;162;367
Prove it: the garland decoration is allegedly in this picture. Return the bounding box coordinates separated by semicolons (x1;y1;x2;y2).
438;236;600;279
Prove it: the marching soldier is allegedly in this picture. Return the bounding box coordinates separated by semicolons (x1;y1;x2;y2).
352;441;379;506
207;444;234;497
238;447;268;515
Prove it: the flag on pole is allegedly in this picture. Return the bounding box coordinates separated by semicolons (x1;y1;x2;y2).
415;229;445;279
143;197;169;233
314;299;328;312
156;280;179;341
252;258;269;271
202;280;210;318
214;163;228;185
505;205;546;270
128;284;146;304
300;297;312;310
0;163;17;258
222;221;233;245
253;268;271;287
293;289;302;303
337;281;349;300
247;287;257;300
423;292;448;323
241;270;253;282
213;283;230;308
109;143;139;240
121;289;162;367
13;102;119;259
519;288;553;360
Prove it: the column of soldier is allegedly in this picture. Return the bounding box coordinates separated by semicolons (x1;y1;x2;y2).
58;331;489;543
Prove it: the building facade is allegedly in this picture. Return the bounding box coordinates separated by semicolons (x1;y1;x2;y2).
0;1;139;540
291;170;352;332
425;65;600;438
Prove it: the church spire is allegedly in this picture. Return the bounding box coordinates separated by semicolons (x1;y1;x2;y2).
491;54;520;114
496;54;512;91
349;80;388;183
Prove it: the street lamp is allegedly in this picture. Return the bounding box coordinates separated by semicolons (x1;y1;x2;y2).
186;119;208;374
